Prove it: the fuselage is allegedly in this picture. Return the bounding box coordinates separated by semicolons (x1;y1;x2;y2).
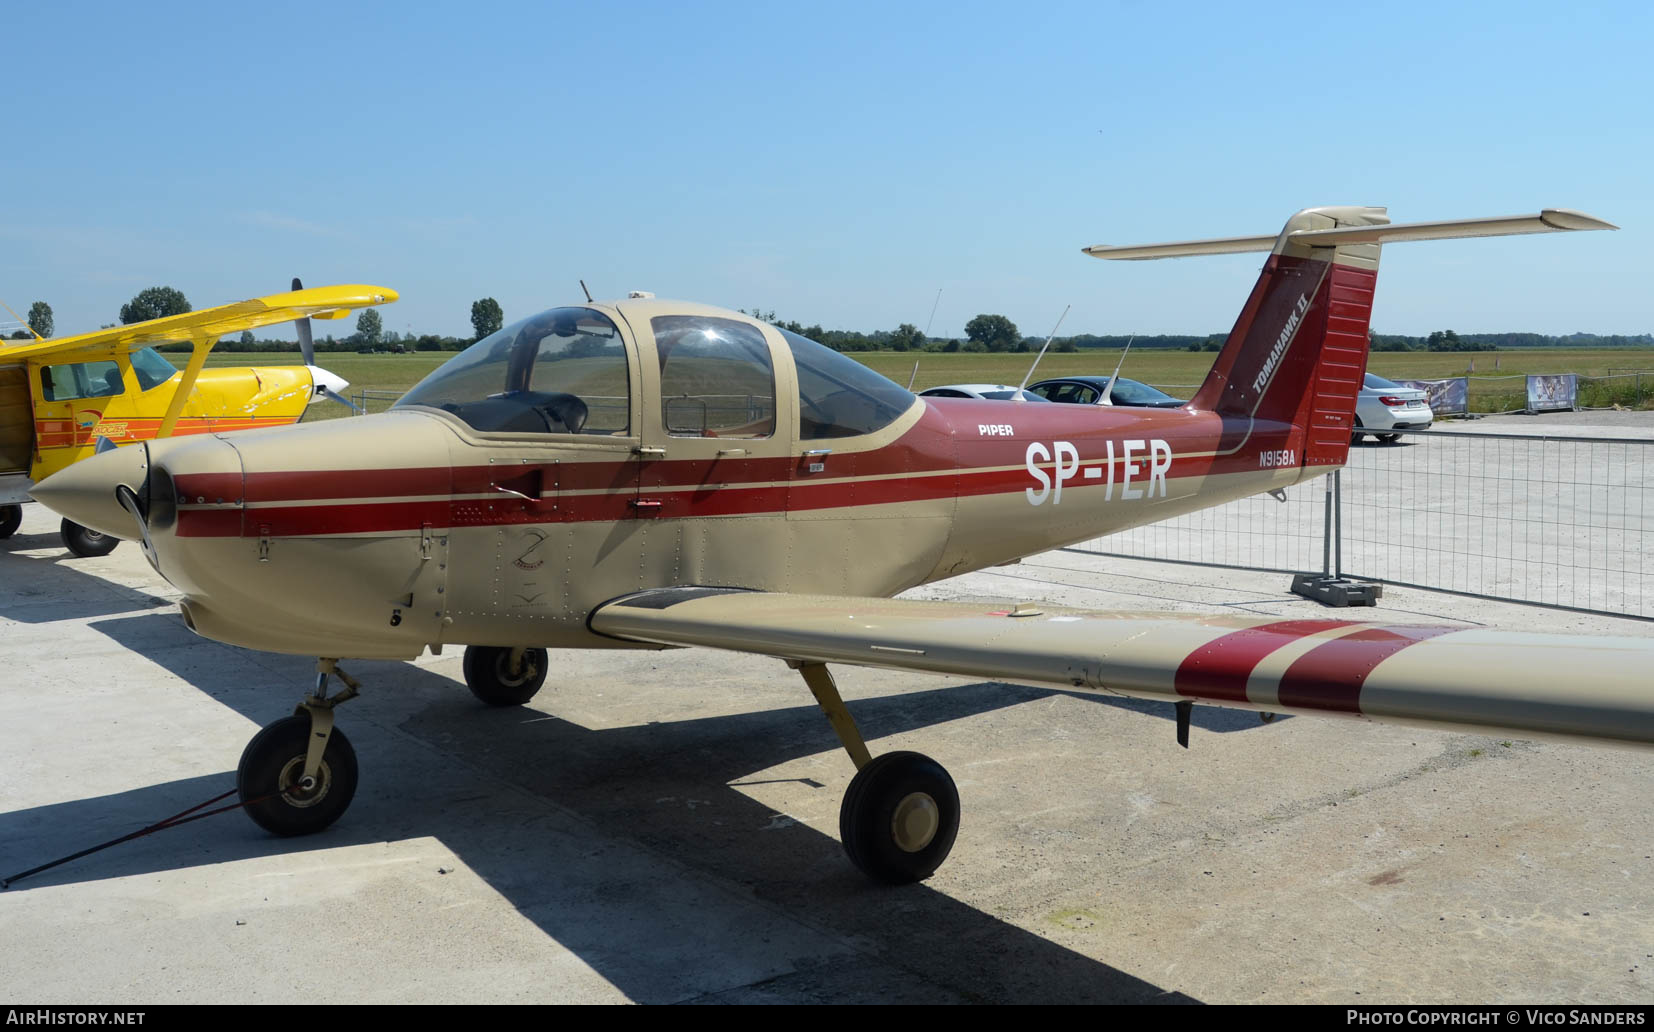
37;386;1316;659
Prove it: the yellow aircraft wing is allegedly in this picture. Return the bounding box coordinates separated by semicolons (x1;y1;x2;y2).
0;284;398;362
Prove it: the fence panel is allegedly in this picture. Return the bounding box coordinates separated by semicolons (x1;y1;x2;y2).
1071;429;1652;620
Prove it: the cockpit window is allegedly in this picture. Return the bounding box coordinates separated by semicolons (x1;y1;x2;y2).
395;307;630;435
131;347;180;391
40;360;125;401
652;316;776;439
781;328;915;439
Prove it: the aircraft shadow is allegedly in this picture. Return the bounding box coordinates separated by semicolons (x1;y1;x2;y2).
0;611;1198;1004
0;547;177;624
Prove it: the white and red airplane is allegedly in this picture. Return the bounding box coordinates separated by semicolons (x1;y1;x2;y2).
35;205;1650;885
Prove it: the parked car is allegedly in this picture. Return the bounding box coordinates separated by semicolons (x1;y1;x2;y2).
1354;372;1433;442
1026;375;1187;408
919;383;1050;402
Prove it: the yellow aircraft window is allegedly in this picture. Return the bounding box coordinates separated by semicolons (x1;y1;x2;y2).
42;360;125;401
396;307;630;435
130;347;181;391
781;328;914;439
652;316;776;439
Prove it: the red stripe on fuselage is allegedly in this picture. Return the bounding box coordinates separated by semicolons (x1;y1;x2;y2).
167;400;1305;537
1275;625;1462;714
1175;620;1362;702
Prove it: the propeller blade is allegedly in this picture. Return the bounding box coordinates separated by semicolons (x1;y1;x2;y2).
319;388;364;415
292;277;315;366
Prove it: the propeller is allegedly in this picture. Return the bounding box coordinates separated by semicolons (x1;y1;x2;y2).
291;277;363;414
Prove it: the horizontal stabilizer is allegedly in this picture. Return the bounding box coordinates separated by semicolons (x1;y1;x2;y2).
1084;208;1616;261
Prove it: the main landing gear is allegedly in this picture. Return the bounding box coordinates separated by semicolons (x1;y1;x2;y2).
462;645;549;706
61;518;118;558
793;661;961;884
237;659;362;836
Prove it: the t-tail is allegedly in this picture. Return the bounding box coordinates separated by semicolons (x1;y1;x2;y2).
1084;206;1615;468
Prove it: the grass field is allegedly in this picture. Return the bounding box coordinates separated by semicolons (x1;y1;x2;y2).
173;347;1654;418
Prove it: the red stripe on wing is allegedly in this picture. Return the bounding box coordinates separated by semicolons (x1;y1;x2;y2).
1175;620;1362;702
1276;625;1462;714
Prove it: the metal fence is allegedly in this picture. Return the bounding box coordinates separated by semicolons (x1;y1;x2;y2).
1071;428;1653;620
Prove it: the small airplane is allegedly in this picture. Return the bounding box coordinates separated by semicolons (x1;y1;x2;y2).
0;281;395;555
35;206;1654;886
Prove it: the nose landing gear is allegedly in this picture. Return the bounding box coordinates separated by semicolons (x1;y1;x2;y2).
237;659;362;836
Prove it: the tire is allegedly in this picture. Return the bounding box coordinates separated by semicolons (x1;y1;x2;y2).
237;715;358;837
1377;433;1400;443
463;645;550;706
0;504;20;539
61;519;118;558
839;751;961;885
1350;417;1366;444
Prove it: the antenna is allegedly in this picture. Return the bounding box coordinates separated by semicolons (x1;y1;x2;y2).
0;299;42;341
579;280;593;303
1101;336;1135;406
906;359;920;391
1016;304;1071;397
923;288;942;338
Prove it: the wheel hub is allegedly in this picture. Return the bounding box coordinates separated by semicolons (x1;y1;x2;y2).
275;756;331;808
891;792;940;853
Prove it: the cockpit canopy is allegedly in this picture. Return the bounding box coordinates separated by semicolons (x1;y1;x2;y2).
396;307;629;434
394;302;916;441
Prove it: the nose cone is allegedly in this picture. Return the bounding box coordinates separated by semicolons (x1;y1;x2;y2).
31;443;149;539
306;365;351;406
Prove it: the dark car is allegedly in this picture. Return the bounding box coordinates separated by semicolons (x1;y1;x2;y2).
1027;376;1187;408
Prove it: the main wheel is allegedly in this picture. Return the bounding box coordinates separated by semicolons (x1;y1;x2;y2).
61;519;118;558
463;645;549;706
839;751;961;885
237;715;359;837
0;504;21;539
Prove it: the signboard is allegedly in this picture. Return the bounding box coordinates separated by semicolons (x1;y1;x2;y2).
1397;378;1469;416
1527;374;1577;412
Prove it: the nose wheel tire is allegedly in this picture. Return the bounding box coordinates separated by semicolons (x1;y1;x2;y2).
0;504;20;539
463;645;550;706
839;751;960;885
237;715;359;837
61;519;119;558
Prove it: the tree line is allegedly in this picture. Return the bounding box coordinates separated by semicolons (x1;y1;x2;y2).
10;288;1650;355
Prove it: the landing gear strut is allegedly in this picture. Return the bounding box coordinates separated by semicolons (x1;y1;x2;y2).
793;661;961;884
237;659;362;836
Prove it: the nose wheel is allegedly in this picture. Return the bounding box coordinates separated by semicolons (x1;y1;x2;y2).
237;715;359;836
792;661;962;885
237;659;362;836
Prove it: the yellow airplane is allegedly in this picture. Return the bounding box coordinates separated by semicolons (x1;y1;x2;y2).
0;282;396;556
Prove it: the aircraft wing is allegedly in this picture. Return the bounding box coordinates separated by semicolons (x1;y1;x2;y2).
0;284;397;362
589;588;1654;748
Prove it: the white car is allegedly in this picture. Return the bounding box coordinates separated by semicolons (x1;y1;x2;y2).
1354;372;1433;442
918;383;1049;402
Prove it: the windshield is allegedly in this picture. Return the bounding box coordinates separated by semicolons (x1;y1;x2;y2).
1106;378;1181;405
131;347;180;391
395;308;630;434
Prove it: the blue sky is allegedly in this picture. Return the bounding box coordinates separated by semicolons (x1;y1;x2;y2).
4;1;1649;341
